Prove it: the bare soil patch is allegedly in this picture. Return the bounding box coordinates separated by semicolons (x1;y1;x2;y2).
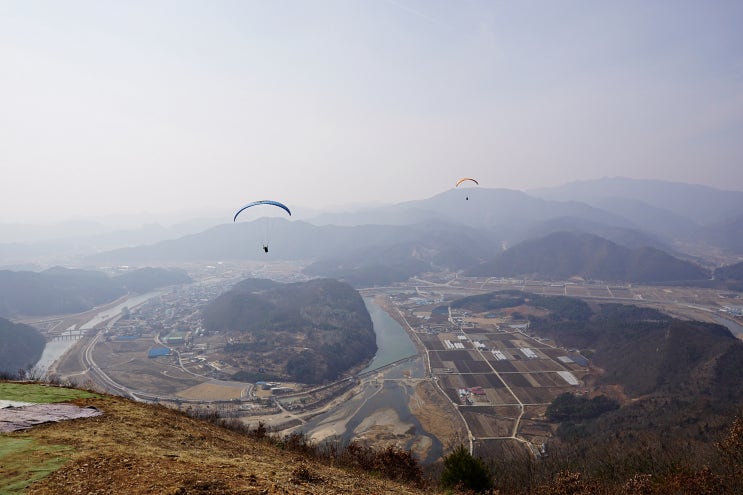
176;382;246;401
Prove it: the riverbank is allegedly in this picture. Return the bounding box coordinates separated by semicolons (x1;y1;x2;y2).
37;290;461;463
292;297;465;463
40;291;165;381
366;295;466;455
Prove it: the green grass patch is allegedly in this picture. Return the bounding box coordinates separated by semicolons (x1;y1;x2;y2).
0;436;72;494
0;382;101;403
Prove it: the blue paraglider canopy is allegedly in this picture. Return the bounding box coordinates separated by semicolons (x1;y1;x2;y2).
233;200;291;222
233;200;292;254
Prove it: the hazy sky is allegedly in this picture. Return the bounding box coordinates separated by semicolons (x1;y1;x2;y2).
2;0;742;224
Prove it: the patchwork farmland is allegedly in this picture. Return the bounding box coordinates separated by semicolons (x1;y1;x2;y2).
391;293;590;457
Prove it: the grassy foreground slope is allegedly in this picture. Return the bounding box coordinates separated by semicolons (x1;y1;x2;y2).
1;384;430;495
0;382;100;403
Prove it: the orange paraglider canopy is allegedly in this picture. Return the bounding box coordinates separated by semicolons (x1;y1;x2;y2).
455;178;479;187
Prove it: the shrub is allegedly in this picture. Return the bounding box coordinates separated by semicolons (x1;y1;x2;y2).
534;470;597;495
440;444;493;493
326;441;423;486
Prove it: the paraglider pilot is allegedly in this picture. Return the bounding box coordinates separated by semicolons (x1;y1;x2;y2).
233;200;291;255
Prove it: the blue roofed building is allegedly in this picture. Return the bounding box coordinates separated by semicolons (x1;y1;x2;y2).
148;347;171;358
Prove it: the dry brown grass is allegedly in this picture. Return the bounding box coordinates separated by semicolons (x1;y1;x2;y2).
410;381;468;452
12;391;435;495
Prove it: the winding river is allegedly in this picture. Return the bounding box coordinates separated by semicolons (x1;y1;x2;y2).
361;298;418;372
296;297;443;464
32;291;164;376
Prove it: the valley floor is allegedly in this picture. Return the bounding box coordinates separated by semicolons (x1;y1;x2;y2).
24;268;743;465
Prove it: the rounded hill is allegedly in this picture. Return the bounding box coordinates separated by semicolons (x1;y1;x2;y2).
203;278;376;384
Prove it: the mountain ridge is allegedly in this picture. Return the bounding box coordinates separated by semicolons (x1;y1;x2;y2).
466;230;710;283
0;267;191;318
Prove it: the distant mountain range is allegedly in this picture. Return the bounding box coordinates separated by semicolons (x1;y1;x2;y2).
308;187;632;230
530;176;743;225
0;218;222;269
4;177;743;287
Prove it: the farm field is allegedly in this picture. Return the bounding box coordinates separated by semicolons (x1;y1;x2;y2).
395;292;591;457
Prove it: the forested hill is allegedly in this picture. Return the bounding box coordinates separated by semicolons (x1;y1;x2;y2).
448;290;743;472
0;267;124;317
451;291;743;404
530;297;743;470
203;278;376;384
0;267;191;317
527;300;742;400
0;317;45;375
467;231;710;283
714;261;743;291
